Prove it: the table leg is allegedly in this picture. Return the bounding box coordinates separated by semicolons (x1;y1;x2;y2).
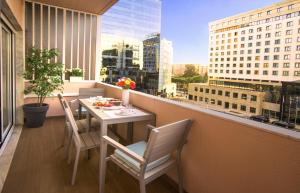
78;103;82;120
99;122;108;193
127;122;134;144
86;113;91;159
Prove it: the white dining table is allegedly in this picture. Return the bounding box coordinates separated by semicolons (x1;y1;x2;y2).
78;98;155;193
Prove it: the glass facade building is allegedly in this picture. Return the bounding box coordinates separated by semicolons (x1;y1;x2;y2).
101;0;161;40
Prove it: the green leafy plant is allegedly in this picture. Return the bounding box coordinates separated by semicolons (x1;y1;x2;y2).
66;68;83;77
23;48;64;106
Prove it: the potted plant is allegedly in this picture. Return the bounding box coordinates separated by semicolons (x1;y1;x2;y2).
66;68;83;82
116;77;136;106
23;48;64;128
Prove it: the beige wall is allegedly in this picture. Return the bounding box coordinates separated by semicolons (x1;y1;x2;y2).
24;81;97;117
96;82;300;193
5;0;25;29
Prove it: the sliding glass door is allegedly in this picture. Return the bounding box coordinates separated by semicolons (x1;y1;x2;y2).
0;20;14;146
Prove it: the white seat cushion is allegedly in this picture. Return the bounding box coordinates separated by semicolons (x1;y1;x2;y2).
114;141;170;172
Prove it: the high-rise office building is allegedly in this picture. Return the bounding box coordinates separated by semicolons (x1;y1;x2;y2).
143;33;160;72
101;0;161;41
188;0;300;119
100;0;162;91
142;34;176;96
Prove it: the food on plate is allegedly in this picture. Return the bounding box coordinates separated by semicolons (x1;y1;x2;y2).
94;101;113;107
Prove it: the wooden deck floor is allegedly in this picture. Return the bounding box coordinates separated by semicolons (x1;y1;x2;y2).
1;117;177;193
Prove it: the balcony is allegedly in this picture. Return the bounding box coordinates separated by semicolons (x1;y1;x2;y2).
0;0;300;193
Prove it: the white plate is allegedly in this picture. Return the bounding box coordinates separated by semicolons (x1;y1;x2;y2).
102;106;124;110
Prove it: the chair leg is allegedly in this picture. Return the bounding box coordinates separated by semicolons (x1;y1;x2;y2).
176;154;184;193
71;148;81;185
68;141;74;164
139;180;146;193
61;124;67;147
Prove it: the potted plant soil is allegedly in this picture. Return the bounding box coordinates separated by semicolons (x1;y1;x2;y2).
23;48;64;128
66;68;83;82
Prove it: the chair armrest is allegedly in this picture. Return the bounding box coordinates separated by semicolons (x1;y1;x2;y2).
146;124;156;140
102;136;145;164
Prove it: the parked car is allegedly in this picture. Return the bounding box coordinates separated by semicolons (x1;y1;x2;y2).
272;121;295;129
249;115;270;123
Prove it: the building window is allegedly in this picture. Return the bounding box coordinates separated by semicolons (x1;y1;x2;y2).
284;55;290;60
194;87;198;92
263;70;268;75
225;91;230;97
275;31;281;37
233;93;238;98
294;71;300;76
232;103;238;109
241;94;247;100
285;38;292;43
286;30;292;35
276;23;282;29
285;46;291;52
194;96;198;101
283;71;289;76
287;21;293;27
265;33;271;38
212;89;216;94
250;95;257;102
250;107;256;114
265;48;270;53
200;88;203;92
273;63;279;68
218;90;223;95
296;54;300;59
272;71;278;76
211;99;215;104
205;89;209;93
267;10;271;15
288;4;294;10
265;40;271;45
240;105;247;111
274;47;280;52
225;102;230;109
295;62;300;68
277;7;282;12
283;63;290;68
217;100;222;106
188;95;193;100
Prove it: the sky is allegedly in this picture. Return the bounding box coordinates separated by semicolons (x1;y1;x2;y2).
161;0;282;65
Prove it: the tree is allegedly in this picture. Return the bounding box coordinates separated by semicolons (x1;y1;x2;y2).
24;48;64;106
183;64;197;77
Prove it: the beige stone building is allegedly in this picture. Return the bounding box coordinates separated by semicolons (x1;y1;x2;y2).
188;0;300;117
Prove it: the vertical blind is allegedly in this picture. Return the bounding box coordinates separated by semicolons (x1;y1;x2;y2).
25;1;98;80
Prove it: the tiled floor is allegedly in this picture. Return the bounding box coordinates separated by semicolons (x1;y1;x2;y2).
1;117;177;193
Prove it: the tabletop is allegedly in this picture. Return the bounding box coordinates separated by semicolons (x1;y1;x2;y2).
79;98;155;125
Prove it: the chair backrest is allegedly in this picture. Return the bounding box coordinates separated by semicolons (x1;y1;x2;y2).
143;119;192;164
57;93;64;109
64;106;82;147
79;88;105;99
